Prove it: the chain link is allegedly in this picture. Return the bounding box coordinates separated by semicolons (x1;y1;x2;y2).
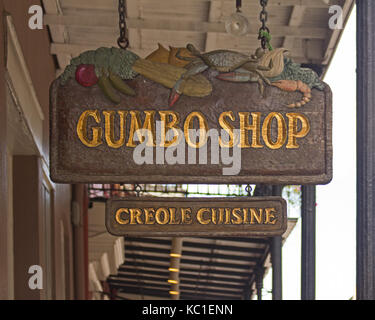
258;0;270;50
118;0;129;50
245;184;252;197
134;184;142;197
236;0;242;12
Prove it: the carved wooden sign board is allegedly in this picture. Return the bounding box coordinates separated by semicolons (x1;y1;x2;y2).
106;197;287;237
50;45;332;185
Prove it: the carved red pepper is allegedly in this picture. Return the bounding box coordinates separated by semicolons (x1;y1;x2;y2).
75;64;98;87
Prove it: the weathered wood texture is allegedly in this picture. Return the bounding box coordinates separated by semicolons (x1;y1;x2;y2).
46;0;355;71
50;70;332;184
105;197;287;237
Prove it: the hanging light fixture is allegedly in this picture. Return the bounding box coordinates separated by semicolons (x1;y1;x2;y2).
225;0;249;36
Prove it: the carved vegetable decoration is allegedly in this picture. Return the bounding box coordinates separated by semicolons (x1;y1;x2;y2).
60;47;139;104
75;64;98;87
57;0;325;108
132;59;212;98
59;43;324;109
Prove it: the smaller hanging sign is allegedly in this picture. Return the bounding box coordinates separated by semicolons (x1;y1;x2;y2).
105;197;287;237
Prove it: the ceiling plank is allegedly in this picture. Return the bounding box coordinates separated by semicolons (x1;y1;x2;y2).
60;0;333;10
116;268;249;284
109;279;243;297
50;43;151;58
126;240;265;254
116;286;237;300
283;5;307;50
125;245;261;262
120;261;254;278
125;253;256;269
205;0;222;52
44;15;328;39
42;0;71;70
126;0;142;51
109;274;243;291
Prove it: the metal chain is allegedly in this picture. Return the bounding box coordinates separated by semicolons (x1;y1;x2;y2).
134;184;142;197
118;0;129;50
258;0;270;50
245;184;252;197
236;0;242;12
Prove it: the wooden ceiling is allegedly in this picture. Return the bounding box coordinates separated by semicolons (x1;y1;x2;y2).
43;0;354;77
107;222;297;300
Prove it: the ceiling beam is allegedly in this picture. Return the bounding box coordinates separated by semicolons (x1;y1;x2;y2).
109;274;243;291
42;0;71;70
203;237;269;244
59;0;334;10
126;241;265;254
50;43;150;57
125;253;256;269
50;38;325;63
283;5;307;50
205;0;221;52
116;268;249;284
126;237;171;246
120;261;254;278
116;286;237;300
125;245;261;262
126;0;142;52
44;15;328;39
109;279;243;297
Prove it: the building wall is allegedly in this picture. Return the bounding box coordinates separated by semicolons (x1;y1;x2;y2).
3;0;55;160
0;0;10;301
0;0;76;300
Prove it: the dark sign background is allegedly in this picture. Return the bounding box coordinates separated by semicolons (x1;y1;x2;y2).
50;70;332;184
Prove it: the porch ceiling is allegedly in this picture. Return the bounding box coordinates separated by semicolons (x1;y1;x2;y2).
108;219;297;300
43;0;354;76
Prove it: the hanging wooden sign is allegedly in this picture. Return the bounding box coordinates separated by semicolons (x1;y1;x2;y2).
105;197;287;237
50;45;332;184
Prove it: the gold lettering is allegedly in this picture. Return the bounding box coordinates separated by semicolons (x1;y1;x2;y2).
265;208;278;225
155;207;169;225
103;110;127;148
126;110;156;147
169;208;180;224
262;112;287;150
77;110;102;147
239;112;263;148
115;208;129;225
159;111;180;147
144;208;155;225
219;111;236;148
184;111;209;148
197;208;211;225
243;208;249;224
286;113;310;149
231;208;243;225
225;208;231;224
181;208;192;224
250;208;263;224
211;208;224;225
129;208;143;224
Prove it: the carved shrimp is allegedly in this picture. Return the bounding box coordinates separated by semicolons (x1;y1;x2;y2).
271;79;312;108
